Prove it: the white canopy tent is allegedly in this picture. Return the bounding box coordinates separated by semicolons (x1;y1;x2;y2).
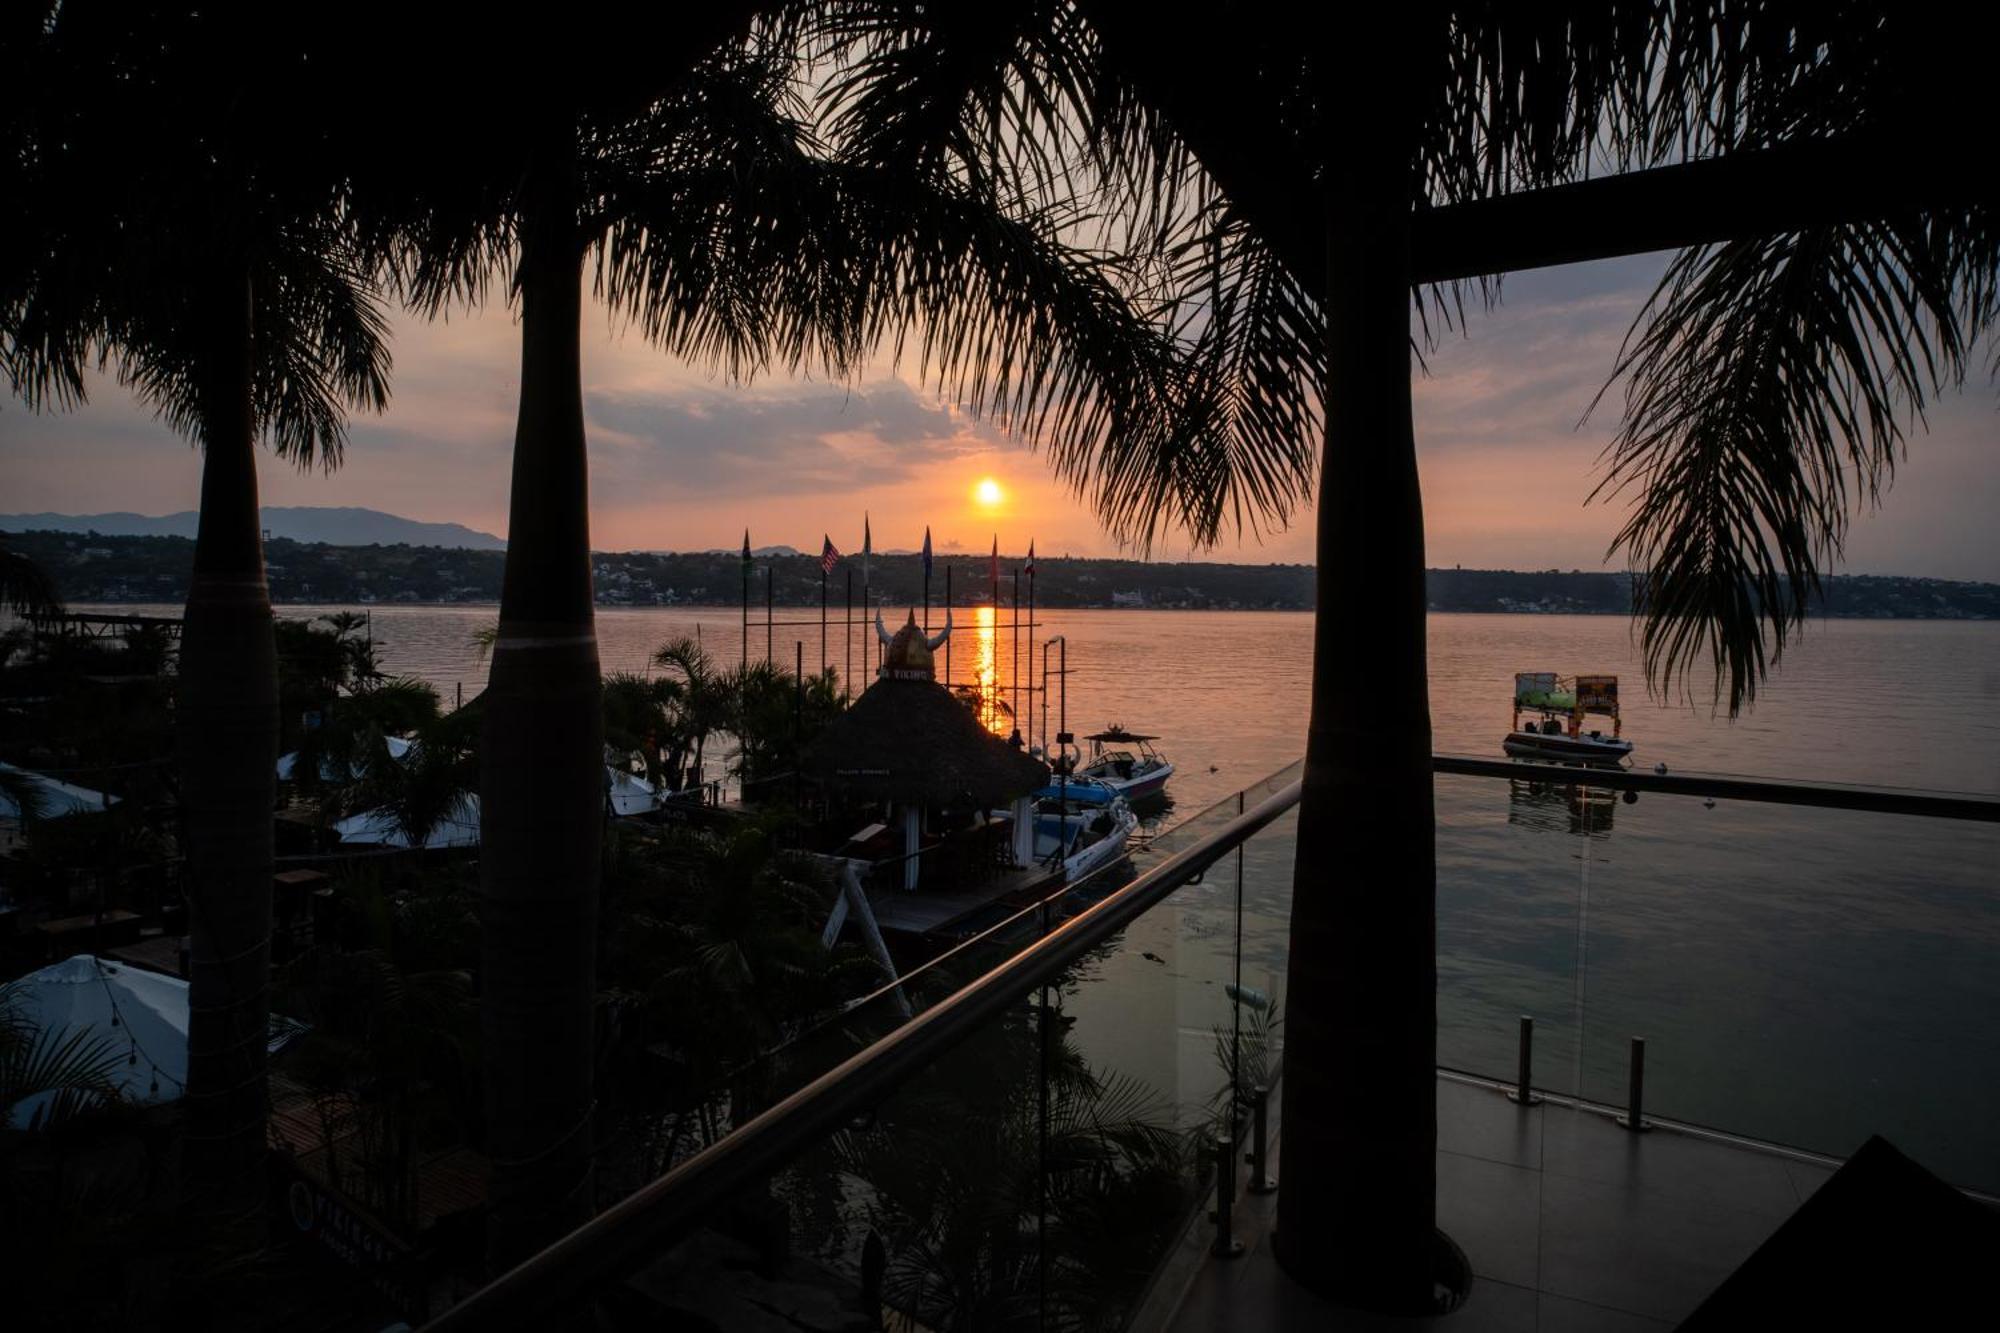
275;733;413;782
3;955;302;1129
334;766;669;847
333;797;482;850
0;761;119;820
607;767;667;818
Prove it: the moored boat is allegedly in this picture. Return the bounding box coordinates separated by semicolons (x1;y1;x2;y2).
1033;798;1139;880
1029;773;1119;806
1055;726;1174;803
1503;672;1633;766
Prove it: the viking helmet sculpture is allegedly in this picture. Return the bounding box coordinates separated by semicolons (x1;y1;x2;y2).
875;608;952;679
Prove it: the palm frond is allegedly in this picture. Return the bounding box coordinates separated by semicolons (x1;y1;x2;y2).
1591;209;1996;711
0;539;63;618
0;6;392;470
0;1001;126;1130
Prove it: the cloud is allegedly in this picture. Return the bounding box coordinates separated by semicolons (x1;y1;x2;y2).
583;379;1010;507
4;256;1995;579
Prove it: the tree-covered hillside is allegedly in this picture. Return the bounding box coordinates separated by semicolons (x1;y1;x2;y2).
5;530;1996;618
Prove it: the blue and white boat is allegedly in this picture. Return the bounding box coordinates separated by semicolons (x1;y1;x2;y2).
1075;727;1174;802
1034;799;1139;881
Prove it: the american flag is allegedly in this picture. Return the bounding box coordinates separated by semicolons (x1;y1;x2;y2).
820;534;842;574
1024;540;1036;575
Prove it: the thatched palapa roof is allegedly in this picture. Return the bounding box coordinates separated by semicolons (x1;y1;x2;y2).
805;677;1048;807
804;611;1047;807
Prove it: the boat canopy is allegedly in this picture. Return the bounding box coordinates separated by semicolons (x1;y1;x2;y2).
1513;673;1574;711
1514;671;1620;722
1084;727;1158;743
1574;675;1620;714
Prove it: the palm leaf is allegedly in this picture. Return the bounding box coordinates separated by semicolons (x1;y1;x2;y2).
1592;210;1997;711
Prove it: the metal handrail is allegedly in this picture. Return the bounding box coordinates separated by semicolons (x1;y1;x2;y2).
1433;753;2000;822
421;779;1303;1332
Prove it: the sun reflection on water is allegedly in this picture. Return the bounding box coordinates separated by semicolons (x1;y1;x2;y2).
972;604;1011;737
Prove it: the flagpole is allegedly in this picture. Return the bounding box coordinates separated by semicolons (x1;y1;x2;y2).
943;564;952;686
765;565;773;665
820;566;827;676
1011;564;1021;743
1026;544;1036;752
844;565;853;704
740;531;750;672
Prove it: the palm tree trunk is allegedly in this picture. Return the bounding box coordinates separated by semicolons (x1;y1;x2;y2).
480;120;605;1272
1270;50;1442;1312
178;260;278;1225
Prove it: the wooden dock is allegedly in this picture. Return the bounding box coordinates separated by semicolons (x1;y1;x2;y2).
865;864;1058;937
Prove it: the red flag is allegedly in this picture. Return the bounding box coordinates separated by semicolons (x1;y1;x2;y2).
1024;540;1036;575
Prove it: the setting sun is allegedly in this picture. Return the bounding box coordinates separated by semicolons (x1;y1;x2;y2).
973;476;1005;508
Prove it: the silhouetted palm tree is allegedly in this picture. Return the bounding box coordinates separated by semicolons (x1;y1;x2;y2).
650;636;734;790
823;2;1996;1310
364;15;1267;1265
1;5;389;1226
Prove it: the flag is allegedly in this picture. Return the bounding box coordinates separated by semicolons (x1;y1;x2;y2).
741;529;751;568
990;534;999;592
1024;540;1036;575
821;534;841;574
921;526;933;578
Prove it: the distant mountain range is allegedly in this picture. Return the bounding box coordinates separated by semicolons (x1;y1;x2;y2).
0;507;506;550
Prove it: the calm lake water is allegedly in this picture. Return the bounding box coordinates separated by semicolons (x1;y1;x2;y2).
96;603;2000;1189
178;601;2000;796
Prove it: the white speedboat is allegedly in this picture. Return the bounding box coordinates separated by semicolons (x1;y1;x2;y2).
1069;727;1174;803
1033;799;1138;880
1503;672;1633;766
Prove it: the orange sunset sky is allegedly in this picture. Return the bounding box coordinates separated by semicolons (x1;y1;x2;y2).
3;255;1995;579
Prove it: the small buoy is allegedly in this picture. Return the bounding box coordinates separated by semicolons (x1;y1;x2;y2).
1654;762;1669;775
1209;764;1220;773
1703;797;1717;809
1140;951;1165;965
1225;983;1271;1010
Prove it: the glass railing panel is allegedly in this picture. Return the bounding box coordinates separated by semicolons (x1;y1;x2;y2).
1576;788;2000;1194
1051;848;1251;1326
1228;799;1296;1090
658;773;1298;1185
1434;769;1597;1097
583;992;1062;1330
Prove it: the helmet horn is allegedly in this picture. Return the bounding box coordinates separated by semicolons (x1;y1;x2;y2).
874;608;893;646
924;609;953;651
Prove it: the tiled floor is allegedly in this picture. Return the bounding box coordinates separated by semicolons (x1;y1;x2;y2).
1158;1072;1844;1331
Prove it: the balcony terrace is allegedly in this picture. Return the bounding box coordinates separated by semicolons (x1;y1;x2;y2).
421;758;2000;1332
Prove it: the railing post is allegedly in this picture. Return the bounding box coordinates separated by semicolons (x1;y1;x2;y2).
1617;1036;1650;1132
1210;1134;1244;1257
1508;1015;1542;1106
1244;1084;1276;1194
